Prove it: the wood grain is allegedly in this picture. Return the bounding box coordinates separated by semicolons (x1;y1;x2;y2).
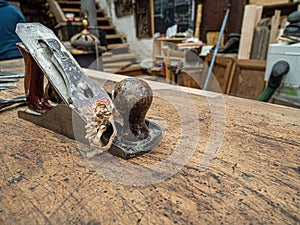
0;59;299;224
228;59;266;100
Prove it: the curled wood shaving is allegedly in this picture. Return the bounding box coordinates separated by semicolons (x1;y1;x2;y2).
85;101;117;158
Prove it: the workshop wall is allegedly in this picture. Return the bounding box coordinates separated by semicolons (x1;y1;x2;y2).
111;12;137;42
97;0;154;62
97;0;137;42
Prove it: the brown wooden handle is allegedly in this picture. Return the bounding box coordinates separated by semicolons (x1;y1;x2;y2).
16;43;52;113
112;78;153;142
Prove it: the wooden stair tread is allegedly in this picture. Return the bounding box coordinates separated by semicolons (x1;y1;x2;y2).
57;1;81;4
103;68;121;73
102;53;137;63
98;25;116;30
102;52;113;57
103;64;142;74
105;34;123;39
118;63;142;72
97;17;110;21
62;8;104;13
107;43;128;50
103;61;132;68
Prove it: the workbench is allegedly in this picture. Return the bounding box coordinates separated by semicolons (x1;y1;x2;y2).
0;59;299;224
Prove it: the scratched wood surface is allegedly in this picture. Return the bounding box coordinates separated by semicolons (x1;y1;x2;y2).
0;59;299;224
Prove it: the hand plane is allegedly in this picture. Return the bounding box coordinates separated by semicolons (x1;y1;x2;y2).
15;23;162;159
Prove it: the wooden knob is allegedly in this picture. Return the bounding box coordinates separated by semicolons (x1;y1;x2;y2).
112;78;153;142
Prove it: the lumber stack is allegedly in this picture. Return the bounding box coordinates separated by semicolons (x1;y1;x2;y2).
238;2;300;60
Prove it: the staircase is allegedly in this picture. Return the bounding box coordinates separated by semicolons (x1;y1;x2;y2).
20;0;143;75
54;0;143;74
55;0;126;51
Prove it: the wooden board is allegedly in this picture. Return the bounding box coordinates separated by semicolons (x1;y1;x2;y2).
254;5;263;25
251;18;271;60
238;5;259;59
249;0;290;5
249;4;264;60
269;10;281;44
227;59;266;99
206;32;224;46
48;0;66;23
194;4;202;38
0;59;299;224
150;0;155;36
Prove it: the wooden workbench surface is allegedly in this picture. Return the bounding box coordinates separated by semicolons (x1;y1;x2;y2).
0;59;299;224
